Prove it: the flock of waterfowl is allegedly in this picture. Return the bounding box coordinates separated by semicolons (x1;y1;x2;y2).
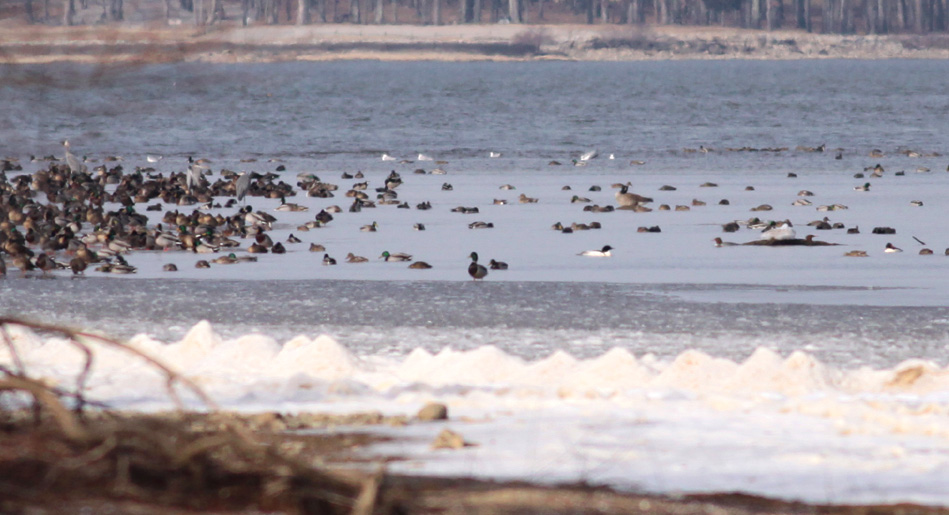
0;142;946;281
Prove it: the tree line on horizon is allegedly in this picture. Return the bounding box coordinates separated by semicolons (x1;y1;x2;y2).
17;0;949;33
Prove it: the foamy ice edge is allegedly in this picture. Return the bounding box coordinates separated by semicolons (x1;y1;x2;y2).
5;320;949;506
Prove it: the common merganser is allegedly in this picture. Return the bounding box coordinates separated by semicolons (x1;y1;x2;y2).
579;245;613;257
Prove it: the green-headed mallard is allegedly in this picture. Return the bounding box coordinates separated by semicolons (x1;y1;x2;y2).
468;252;488;280
212;253;239;265
380;251;412;262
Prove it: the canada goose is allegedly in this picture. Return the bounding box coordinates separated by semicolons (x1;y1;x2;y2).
615;184;653;207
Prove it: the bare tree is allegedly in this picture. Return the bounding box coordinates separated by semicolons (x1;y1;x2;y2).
298;0;310;23
24;0;35;23
351;0;360;22
63;0;74;25
508;0;521;21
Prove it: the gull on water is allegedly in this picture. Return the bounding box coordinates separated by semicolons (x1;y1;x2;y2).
381;153;397;161
579;149;599;161
417;153;434;161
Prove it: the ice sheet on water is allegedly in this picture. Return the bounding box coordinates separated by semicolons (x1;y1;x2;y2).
4;278;949;367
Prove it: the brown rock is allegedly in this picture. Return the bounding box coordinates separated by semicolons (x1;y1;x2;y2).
417;402;449;421
431;428;467;450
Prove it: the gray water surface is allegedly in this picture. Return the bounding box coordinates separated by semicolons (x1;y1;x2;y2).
5;277;948;368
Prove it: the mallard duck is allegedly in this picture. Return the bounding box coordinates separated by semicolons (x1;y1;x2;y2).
360;222;379;232
195;260;211;269
579;245;613;257
409;261;432;269
309;243;326;252
468;252;488;280
854;182;871;192
69;257;87;275
571;195;591;203
163;263;178;271
275;197;308;212
380;251;412;262
212;253;239;264
346;252;368;263
489;259;508;270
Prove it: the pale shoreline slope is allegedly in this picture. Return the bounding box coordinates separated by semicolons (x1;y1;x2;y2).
2;23;949;63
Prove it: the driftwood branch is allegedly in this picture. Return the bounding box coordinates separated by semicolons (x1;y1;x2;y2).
0;317;378;514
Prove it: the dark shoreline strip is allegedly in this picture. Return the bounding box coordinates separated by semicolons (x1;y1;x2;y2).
0;41;541;60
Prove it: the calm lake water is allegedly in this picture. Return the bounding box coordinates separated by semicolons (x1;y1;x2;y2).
3;60;948;169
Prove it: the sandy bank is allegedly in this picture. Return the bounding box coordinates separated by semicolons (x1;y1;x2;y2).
2;23;949;63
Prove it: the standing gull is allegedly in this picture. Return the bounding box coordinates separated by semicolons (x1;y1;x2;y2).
63;140;86;174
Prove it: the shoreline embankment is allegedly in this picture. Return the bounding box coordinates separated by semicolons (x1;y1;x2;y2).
2;23;949;64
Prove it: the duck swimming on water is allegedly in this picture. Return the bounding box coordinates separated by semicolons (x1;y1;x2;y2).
579;245;613;257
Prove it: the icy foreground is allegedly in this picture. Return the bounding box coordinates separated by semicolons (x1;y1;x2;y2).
5;320;949;506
